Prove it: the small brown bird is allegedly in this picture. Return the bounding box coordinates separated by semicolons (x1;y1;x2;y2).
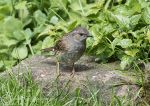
42;27;91;76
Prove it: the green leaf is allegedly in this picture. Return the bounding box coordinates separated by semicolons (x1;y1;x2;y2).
3;59;16;70
24;28;33;40
96;44;107;55
126;0;141;13
69;0;82;11
15;1;27;10
125;49;139;57
101;23;115;35
112;31;120;38
38;25;56;38
120;55;133;70
118;39;132;48
11;45;28;59
3;16;23;33
34;10;47;25
111;38;121;50
14;1;29;20
12;30;26;41
86;37;94;51
42;36;55;49
51;0;68;9
67;20;78;31
0;3;12;16
50;16;59;25
0;34;18;47
130;14;141;27
34;25;47;35
114;14;130;30
84;3;101;16
32;41;42;54
142;7;150;24
90;24;103;46
108;11;130;30
112;5;133;16
138;0;149;8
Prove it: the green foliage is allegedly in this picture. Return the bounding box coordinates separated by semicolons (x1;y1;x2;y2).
0;0;150;70
0;72;138;106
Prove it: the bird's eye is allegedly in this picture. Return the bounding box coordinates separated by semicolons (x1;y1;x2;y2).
80;34;84;36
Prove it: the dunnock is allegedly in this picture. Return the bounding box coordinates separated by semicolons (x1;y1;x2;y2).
43;27;91;76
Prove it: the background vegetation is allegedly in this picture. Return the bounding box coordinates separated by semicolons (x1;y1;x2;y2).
0;0;150;71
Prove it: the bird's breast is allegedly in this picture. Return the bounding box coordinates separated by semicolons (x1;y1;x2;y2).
57;42;86;65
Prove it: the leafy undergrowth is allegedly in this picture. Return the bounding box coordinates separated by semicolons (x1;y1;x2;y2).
0;72;140;106
0;0;150;70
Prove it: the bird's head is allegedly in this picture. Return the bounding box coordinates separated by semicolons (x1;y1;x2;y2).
70;27;91;42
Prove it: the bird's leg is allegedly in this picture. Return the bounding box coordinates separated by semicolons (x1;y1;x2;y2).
56;61;60;76
71;63;75;77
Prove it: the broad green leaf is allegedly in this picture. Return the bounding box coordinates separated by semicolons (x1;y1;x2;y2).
67;20;78;31
38;25;56;38
18;7;29;21
96;44;107;55
69;0;83;11
24;28;33;40
111;38;121;50
114;14;130;30
126;0;141;13
67;11;88;26
3;16;23;33
125;49;139;57
130;14;141;27
142;7;150;24
84;3;101;16
34;25;47;35
101;23;115;35
12;30;26;41
15;1;27;10
51;0;68;9
0;4;12;16
97;47;114;60
42;36;55;49
118;39;132;48
0;34;18;47
50;16;59;25
112;31;120;38
3;59;16;70
108;11;130;30
90;24;103;46
86;37;94;50
34;10;47;25
11;45;28;59
32;41;42;54
120;55;133;70
112;5;133;16
138;0;149;8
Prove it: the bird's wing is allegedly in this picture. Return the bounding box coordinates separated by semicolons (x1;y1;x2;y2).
42;37;68;52
54;38;68;52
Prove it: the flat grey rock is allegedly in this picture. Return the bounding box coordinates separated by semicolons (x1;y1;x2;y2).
1;55;144;105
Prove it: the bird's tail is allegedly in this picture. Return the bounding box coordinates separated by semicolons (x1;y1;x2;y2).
41;47;55;52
